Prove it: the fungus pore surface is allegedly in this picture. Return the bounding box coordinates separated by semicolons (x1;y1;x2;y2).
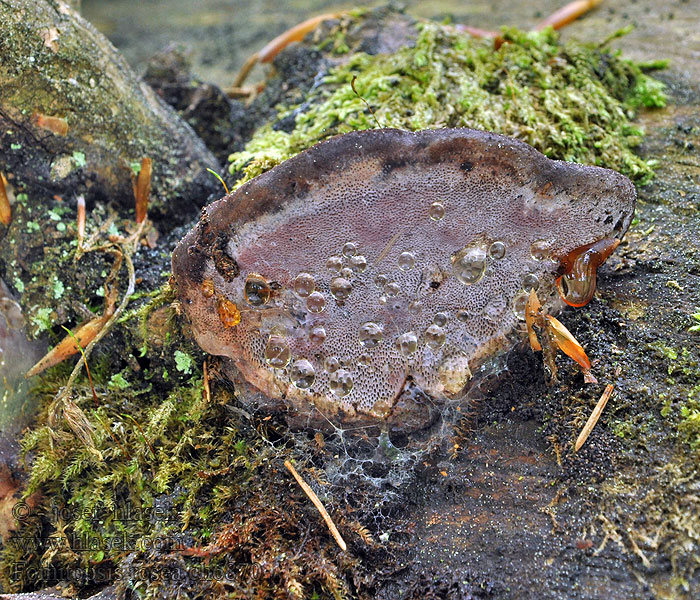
172;128;635;432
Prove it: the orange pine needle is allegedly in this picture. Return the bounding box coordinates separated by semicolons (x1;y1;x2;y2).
258;13;345;63
133;157;152;224
525;289;543;352
25;315;108;378
545;315;591;370
0;173;11;226
575;384;614;451
534;0;604;31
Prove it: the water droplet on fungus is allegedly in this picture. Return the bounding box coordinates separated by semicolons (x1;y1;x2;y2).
329;368;353;397
522;273;540;292
350;255;368;273
433;312;449;327
324;356;340;373
384;282;400;297
290;359;315;389
398;252;416;271
359;322;383;348
265;334;291;368
489;241;506;260
306;291;326;313
396;332;418;356
530;240;551;261
425;324;446;350
330;277;352;300
342;241;358;257
374;274;388;288
452;244;487;285
326;255;343;271
244;273;271;306
429;201;445;221
309;326;326;344
217;297;240;327
293;272;315;297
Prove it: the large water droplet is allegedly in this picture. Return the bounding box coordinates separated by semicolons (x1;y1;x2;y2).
342;242;358;257
425;324;446;350
293;272;315;297
290;359;315;389
306;291;326;313
329;368;353;397
359;321;383;348
488;241;506;260
429;201;446;221
330;277;352;300
309;326;326;344
452;245;487;285
396;332;418;356
265;334;291;368
350;255;368;273
326;255;343;272
398;252;415;271
244;274;271;306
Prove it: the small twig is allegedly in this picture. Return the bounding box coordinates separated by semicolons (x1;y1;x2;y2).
76;195;85;249
0;172;11;226
284;459;347;552
202;360;211;404
575;384;614;452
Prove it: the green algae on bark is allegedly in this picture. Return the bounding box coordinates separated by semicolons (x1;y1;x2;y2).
229;22;666;186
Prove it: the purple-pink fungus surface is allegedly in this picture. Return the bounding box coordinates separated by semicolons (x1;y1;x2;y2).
172;128;635;431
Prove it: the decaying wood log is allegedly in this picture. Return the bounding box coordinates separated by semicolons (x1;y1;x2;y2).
0;0;220;223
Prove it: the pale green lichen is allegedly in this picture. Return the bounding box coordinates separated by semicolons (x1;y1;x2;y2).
230;22;666;187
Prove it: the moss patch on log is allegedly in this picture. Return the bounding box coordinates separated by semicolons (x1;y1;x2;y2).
230;21;666;186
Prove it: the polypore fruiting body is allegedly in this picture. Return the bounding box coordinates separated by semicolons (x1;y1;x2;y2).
172;128;635;432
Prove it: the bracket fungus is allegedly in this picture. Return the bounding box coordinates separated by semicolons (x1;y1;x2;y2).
172;128;635;432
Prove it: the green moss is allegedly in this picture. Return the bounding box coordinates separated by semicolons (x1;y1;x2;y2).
229;22;665;186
